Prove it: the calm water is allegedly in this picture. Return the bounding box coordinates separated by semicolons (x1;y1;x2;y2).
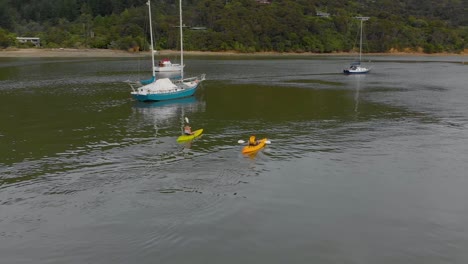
1;55;468;263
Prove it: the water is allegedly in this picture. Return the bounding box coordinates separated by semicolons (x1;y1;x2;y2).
1;55;468;263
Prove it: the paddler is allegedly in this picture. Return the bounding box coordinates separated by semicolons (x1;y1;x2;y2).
248;135;259;146
184;125;193;135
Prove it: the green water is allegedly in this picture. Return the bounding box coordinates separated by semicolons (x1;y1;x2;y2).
1;55;468;263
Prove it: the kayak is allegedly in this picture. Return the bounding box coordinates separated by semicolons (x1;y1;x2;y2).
177;129;203;142
242;138;267;154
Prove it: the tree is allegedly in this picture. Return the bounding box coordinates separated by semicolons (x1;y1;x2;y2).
0;28;16;48
0;0;14;30
1;0;466;53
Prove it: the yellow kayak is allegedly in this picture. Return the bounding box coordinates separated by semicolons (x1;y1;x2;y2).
242;138;267;154
177;129;203;142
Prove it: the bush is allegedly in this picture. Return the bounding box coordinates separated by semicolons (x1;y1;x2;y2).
0;28;16;48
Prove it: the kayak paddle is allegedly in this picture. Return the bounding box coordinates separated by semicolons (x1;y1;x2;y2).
238;139;271;144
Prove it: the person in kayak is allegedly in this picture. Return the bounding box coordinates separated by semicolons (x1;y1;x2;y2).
248;135;259;146
184;125;193;135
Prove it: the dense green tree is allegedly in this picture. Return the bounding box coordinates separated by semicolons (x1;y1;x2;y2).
0;0;466;53
0;0;14;30
0;28;16;47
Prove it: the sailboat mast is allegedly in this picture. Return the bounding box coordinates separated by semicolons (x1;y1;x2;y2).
355;17;369;63
179;0;184;79
359;19;363;62
147;1;155;77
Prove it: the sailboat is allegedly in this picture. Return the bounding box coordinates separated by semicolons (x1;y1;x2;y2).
155;58;184;72
344;16;371;74
128;0;205;102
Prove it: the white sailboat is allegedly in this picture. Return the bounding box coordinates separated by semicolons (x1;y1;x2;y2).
128;0;205;102
155;58;184;72
344;17;371;74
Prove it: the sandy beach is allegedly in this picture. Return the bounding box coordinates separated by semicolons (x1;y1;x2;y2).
0;48;144;58
0;48;466;58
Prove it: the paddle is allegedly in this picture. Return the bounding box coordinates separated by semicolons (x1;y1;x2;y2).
238;139;271;144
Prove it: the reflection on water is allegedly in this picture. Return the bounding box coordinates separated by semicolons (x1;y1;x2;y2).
132;97;206;153
1;56;468;264
132;96;202;135
350;74;363;114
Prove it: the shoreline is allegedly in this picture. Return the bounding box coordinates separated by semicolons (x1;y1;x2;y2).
0;48;466;58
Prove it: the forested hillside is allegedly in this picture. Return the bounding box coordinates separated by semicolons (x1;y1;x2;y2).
0;0;467;53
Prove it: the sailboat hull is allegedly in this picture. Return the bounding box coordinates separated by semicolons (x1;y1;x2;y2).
131;83;199;102
343;68;370;74
343;61;370;74
155;65;185;72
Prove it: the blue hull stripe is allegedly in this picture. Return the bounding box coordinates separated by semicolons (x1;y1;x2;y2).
132;84;199;102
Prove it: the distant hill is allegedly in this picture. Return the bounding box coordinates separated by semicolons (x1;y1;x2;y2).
0;0;466;53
